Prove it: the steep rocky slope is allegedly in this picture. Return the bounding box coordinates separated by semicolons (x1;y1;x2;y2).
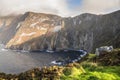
1;10;120;52
0;14;27;44
5;12;62;50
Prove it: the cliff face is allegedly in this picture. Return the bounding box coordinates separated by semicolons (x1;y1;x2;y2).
0;14;27;44
0;16;16;43
0;16;16;28
5;12;62;50
1;10;120;52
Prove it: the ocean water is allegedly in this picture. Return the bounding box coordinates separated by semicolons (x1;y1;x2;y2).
0;44;82;74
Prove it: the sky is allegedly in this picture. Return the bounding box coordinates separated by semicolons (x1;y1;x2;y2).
67;0;82;9
0;0;120;17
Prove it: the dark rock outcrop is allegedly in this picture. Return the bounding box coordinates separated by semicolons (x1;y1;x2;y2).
97;49;120;66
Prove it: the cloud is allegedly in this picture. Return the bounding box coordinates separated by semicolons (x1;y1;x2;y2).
0;0;120;17
0;0;70;17
75;0;120;15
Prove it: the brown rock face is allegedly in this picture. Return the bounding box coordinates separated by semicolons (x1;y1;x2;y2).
5;12;63;50
1;10;120;52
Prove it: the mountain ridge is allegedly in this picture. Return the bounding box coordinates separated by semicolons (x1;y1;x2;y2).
0;10;120;52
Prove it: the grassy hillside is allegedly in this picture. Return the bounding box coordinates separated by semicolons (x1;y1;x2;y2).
61;50;120;80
